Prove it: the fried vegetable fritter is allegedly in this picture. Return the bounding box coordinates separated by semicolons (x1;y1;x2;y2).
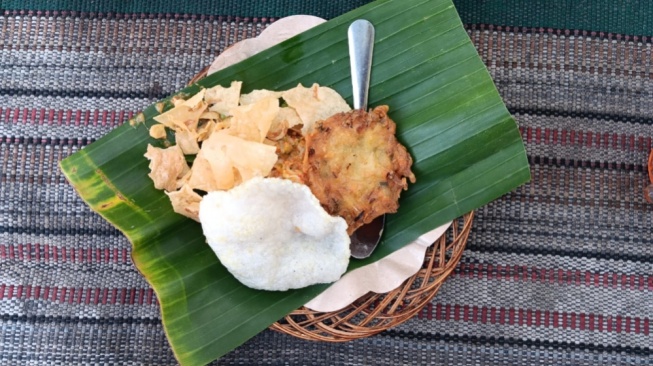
303;105;416;235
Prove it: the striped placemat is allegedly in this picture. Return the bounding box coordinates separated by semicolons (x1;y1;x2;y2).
1;1;651;365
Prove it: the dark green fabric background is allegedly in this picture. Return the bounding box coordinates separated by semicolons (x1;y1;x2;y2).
2;0;653;36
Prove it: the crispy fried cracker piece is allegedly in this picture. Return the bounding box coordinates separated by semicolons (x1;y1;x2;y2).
227;96;279;142
303;106;416;234
282;83;351;135
238;91;301;140
187;141;235;192
267;107;303;141
175;129;200;155
199;111;221;120
153;89;207;132
199;177;349;291
149;124;167;139
196;120;216;142
166;184;202;221
239;89;283;105
144;144;190;192
209;131;278;182
206;81;242;116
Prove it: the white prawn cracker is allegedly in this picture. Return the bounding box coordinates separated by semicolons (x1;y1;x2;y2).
199;177;350;291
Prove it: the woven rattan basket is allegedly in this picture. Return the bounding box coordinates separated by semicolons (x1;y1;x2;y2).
271;212;473;342
188;67;473;342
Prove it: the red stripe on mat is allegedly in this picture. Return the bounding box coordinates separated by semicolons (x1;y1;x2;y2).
1;282;648;335
418;303;650;336
453;263;653;291
0;284;157;305
0;244;130;264
520;126;652;152
4;245;651;293
0;107;136;127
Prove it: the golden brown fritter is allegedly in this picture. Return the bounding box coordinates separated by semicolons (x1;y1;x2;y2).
303;105;416;235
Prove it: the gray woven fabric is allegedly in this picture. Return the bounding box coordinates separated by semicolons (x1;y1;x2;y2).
1;11;651;366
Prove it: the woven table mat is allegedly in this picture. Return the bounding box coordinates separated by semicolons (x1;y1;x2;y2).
1;1;652;365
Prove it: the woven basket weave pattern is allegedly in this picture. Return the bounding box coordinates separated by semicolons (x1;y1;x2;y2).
270;212;473;341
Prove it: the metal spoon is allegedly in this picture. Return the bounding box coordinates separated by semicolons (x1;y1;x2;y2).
347;19;384;259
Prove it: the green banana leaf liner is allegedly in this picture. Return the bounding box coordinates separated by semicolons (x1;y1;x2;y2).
60;0;530;364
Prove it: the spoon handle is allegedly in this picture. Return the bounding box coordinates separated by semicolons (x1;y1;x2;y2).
348;19;375;111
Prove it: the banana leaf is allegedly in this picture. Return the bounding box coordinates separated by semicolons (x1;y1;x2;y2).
60;0;530;364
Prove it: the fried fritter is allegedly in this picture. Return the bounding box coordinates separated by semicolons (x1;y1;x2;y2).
303;105;416;235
